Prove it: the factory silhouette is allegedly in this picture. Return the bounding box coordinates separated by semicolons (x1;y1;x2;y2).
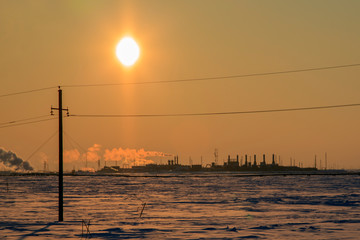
99;153;317;173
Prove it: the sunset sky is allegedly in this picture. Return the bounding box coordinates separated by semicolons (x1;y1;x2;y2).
1;0;360;171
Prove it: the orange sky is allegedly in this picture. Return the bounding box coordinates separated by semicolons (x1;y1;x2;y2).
1;0;360;170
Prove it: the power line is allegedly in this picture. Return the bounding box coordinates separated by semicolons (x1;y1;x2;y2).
64;131;88;153
0;114;51;126
63;131;89;167
62;63;360;87
0;117;57;129
1;63;359;97
0;86;57;98
69;103;360;118
25;131;58;162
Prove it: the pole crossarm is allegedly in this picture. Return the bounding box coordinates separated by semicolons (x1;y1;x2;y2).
51;106;69;116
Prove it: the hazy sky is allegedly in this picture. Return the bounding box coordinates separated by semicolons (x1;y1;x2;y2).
1;0;360;170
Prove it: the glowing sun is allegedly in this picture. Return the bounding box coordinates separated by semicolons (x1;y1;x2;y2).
116;37;140;67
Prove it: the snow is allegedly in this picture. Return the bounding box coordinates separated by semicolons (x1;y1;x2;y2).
1;174;359;239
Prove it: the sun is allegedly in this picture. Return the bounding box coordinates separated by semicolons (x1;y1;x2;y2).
116;37;140;67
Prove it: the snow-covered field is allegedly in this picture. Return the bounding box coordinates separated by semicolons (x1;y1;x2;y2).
0;173;359;239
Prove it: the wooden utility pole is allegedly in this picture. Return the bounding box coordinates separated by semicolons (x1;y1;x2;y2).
51;87;69;222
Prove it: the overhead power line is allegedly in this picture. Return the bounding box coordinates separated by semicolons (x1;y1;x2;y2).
0;117;57;129
25;131;58;162
1;63;359;98
0;114;51;126
62;63;360;87
69;103;360;118
0;86;57;98
64;131;88;153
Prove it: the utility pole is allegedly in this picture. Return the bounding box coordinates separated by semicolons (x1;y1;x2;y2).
51;87;69;222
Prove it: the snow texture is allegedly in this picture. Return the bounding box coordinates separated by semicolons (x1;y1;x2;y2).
0;173;359;239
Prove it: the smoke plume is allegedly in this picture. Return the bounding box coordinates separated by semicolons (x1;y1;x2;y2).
103;147;171;167
64;149;81;163
63;144;172;168
84;144;101;162
0;148;33;171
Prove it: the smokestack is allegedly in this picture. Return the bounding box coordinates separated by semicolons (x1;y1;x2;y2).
272;154;275;165
245;154;248;166
263;154;266;164
228;155;230;163
253;154;257;166
325;152;327;170
236;155;239;163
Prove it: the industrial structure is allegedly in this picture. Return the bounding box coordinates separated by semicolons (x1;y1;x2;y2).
98;154;317;173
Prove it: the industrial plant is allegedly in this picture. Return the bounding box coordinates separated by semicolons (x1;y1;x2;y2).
98;154;318;173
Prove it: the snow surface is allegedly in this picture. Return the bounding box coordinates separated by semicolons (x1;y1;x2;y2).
0;173;359;239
